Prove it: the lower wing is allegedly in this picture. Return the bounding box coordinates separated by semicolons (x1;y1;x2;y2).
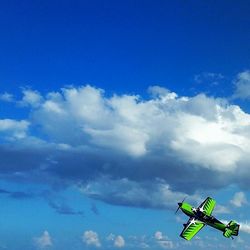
180;218;205;240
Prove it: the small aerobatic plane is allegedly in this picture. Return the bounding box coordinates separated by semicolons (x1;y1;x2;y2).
176;197;240;240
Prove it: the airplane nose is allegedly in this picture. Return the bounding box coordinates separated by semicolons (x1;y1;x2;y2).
178;202;182;207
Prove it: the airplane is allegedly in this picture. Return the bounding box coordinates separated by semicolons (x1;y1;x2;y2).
176;197;240;240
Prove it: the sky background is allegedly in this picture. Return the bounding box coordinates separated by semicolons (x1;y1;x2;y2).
1;1;250;249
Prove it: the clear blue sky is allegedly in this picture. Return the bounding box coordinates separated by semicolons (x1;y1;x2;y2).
0;1;250;249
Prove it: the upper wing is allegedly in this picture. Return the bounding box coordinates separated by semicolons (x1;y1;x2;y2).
198;197;216;216
180;218;205;240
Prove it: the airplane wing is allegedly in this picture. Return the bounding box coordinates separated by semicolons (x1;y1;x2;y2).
198;197;216;216
180;218;205;240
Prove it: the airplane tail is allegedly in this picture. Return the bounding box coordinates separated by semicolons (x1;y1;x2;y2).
223;221;240;238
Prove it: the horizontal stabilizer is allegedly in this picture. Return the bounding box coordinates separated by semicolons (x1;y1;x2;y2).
223;221;240;238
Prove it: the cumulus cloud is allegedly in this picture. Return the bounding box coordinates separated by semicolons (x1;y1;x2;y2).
1;84;250;210
155;231;164;240
230;192;247;207
82;230;101;247
20;89;43;107
114;235;125;248
233;70;250;100
106;233;125;248
34;231;52;249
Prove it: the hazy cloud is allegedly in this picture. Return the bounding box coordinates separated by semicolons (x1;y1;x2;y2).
230;192;247;207
148;86;173;98
48;200;84;216
233;70;250;100
214;204;231;214
0;92;14;102
154;231;174;249
194;72;224;85
91;203;100;215
80;176;200;209
0;188;34;199
239;222;250;234
34;231;52;249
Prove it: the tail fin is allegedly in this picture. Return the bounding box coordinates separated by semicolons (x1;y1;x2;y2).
225;221;240;236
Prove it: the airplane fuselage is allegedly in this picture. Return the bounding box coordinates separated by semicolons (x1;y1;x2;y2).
180;202;226;232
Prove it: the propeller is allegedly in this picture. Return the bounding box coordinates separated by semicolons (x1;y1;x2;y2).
175;197;187;214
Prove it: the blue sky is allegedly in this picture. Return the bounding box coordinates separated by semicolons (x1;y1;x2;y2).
1;1;250;249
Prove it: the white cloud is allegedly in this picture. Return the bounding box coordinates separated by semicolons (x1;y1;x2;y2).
230;192;247;207
2;84;250;209
20;89;43;107
224;221;250;235
240;222;250;234
155;231;164;240
34;231;52;249
106;233;125;248
28;85;250;171
154;231;174;249
0;119;29;140
114;235;125;248
82;230;101;247
233;70;250;100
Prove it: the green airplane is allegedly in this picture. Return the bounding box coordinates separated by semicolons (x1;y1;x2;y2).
176;197;240;240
